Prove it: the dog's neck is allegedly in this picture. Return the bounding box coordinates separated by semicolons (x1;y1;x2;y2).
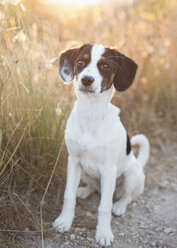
75;86;115;119
76;87;114;112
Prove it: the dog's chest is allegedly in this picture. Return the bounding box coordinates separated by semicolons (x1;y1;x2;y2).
68;132;109;177
65;110;120;178
78;130;106;177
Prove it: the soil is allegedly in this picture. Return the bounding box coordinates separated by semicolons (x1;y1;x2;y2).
7;127;177;248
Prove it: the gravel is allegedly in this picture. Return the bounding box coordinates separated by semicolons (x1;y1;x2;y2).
17;144;177;248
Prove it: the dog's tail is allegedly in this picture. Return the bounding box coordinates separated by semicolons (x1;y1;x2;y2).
131;134;150;168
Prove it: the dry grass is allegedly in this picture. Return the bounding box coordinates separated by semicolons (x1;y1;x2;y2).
0;0;177;247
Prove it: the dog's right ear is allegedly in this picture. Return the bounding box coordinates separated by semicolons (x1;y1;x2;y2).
59;44;88;83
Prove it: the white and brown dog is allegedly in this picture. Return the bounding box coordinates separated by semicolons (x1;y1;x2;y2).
53;44;150;247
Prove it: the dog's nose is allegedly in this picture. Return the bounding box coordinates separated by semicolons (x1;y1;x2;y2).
81;76;94;87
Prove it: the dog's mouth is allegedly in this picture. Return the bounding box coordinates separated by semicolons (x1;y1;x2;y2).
79;86;96;94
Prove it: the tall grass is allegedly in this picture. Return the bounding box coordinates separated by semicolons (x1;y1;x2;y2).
0;0;176;245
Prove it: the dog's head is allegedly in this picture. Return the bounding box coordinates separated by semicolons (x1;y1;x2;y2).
59;44;137;94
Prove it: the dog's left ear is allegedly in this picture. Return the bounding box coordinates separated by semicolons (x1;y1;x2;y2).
59;44;88;83
112;49;138;91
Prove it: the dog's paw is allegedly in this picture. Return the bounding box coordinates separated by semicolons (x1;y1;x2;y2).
53;215;73;233
95;226;114;247
77;186;93;199
112;201;126;216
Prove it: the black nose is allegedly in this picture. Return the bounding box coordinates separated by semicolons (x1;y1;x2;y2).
81;76;94;87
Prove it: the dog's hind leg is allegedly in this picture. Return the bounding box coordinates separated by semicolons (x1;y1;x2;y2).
77;171;100;199
77;185;95;199
112;160;145;216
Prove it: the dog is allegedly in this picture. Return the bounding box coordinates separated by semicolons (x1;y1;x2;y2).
53;44;150;247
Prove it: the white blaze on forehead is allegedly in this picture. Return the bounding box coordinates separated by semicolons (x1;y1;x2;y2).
76;44;105;93
91;45;105;66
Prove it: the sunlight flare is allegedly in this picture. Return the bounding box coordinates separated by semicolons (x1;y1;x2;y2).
48;0;102;7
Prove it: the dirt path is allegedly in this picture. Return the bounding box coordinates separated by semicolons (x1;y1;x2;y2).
17;137;177;248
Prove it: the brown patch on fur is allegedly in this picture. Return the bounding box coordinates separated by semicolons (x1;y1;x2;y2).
101;73;115;92
83;54;89;59
106;73;115;90
109;73;115;85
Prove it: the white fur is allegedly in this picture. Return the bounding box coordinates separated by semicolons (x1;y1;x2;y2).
131;134;150;168
53;45;150;247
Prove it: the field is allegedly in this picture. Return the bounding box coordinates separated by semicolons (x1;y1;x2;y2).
0;0;177;247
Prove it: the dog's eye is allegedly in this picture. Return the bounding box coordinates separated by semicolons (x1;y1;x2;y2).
100;63;109;70
77;59;85;67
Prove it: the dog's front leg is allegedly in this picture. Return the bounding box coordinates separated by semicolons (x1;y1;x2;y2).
53;156;81;232
96;167;117;247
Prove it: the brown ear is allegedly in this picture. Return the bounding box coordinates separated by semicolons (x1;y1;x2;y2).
112;49;138;91
59;44;89;82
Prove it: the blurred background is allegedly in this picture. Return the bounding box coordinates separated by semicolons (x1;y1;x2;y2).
0;0;176;247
